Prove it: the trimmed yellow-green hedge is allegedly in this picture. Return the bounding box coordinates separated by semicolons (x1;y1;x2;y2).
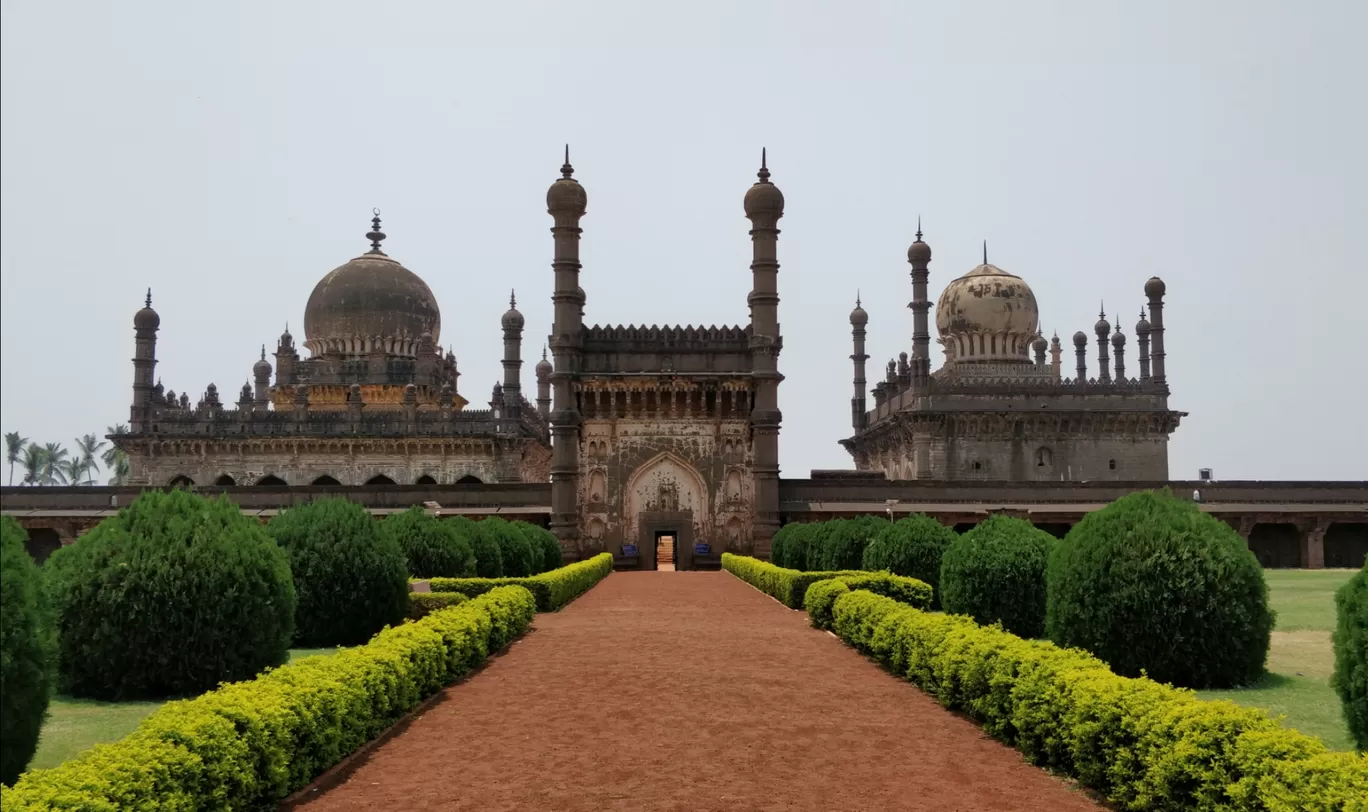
803;574;933;630
722;553;932;611
829;589;1368;811
407;591;469;620
428;552;613;612
0;586;536;811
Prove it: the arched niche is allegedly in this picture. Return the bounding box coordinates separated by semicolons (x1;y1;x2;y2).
312;475;341;486
587;470;608;504
168;475;195;488
255;475;287;486
365;474;397;486
415;474;437;485
213;474;236;486
456;474;483;484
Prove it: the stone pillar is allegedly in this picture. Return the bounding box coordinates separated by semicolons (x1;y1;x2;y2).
253;346;272;410
1049;334;1062;381
547;149;588;552
130;290;159;433
907;224;933;382
1145;277;1168;390
744;150;785;559
1301;519;1326;569
535;347;552;419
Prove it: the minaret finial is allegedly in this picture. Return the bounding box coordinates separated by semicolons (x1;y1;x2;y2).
983;240;988;265
560;144;574;179
145;288;152;308
509;289;517;308
916;216;923;240
856;289;862;307
366;208;386;253
542;345;548;361
1100;301;1106;319
757;147;770;183
260;344;266;361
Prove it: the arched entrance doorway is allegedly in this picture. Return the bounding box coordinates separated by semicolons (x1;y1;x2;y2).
623;451;707;571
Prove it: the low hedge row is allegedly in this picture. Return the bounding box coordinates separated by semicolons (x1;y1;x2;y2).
828;589;1368;811
722;553;932;611
427;552;613;612
804;574;934;630
0;586;537;811
407;591;469;620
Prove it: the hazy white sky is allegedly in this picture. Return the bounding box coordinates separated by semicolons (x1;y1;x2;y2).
2;0;1365;481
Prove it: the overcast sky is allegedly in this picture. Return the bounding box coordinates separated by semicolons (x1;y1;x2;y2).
2;0;1365;482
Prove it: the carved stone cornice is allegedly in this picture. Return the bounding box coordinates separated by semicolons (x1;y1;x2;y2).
116;435;531;458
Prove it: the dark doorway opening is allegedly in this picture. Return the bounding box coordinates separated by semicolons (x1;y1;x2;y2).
365;474;397;485
256;475;286;487
953;523;978;535
654;531;677;572
168;475;195;488
1249;523;1301;568
415;474;437;485
214;474;236;486
1034;523;1073;539
25;527;61;564
1326;523;1368;569
312;475;341;486
456;474;483;484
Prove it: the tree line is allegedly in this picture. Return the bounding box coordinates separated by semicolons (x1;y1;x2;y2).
4;426;130;486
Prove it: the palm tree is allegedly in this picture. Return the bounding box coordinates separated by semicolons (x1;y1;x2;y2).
40;442;68;486
108;454;130;485
58;456;87;487
76;433;106;485
5;432;27;485
20;445;45;486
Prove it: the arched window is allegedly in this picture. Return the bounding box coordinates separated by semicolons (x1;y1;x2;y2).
365;474;396;485
168;475;195;488
311;475;341;486
456;474;483;484
255;475;286;486
415;474;437;485
214;474;236;486
1034;447;1053;468
1108;459;1117;471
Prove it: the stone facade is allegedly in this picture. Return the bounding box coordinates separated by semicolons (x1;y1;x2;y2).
113;216;551;488
842;231;1184;481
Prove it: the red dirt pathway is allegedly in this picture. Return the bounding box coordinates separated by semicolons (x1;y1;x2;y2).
295;572;1100;811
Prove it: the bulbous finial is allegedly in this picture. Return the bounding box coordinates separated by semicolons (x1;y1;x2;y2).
908;216;932;264
366;208;386;253
743;147;784;218
135;287;160;329
1095;303;1111;336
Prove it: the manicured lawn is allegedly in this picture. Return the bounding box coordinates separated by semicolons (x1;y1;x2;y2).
27;647;337;772
1198;569;1356;751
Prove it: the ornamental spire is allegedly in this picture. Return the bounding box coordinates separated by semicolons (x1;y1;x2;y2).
560;144;574;179
366;208;386;253
757;147;770;183
145;288;152;308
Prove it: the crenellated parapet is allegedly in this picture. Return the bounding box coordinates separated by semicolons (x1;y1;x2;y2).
582;324;751;349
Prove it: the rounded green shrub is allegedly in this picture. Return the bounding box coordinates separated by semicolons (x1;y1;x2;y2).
862;514;957;608
44;490;295;701
939;515;1053;638
815;516;889;571
380;508;476;578
268;498;408;647
1;517;56;785
1333;561;1368;750
482;517;536;577
515;522;562;574
450;516;503;578
1046;490;1273;689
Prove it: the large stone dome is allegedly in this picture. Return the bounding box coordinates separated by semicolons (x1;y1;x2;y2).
303;232;440;358
935;261;1040;364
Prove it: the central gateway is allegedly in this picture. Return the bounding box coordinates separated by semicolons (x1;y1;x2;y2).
544;151;786;564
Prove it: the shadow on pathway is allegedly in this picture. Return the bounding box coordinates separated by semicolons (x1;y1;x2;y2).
294;571;1100;812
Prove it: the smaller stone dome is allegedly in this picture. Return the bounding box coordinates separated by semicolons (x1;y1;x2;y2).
1095;310;1111;337
253;346;272;378
536;347;553;379
1135;309;1151;334
134;289;159;330
1111;329;1126;347
547;148;587;216
849;296;868;327
1145;276;1166;298
907;224;931;265
743;150;784;218
1072;330;1088;347
502;291;524;331
1032;334;1049;353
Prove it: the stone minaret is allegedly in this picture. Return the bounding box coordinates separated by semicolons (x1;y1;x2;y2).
1135;309;1152;381
547;147;588;550
274;326;297;386
1073;331;1088;381
501;290;524;416
252;346;272;410
1094;307;1111;383
130;289;160;433
743;149;785;556
1032;334;1048;368
535;346;553;419
1145;277;1168;390
907;222;932;382
1049;332;1062;381
849;295;869;432
1112;328;1126;381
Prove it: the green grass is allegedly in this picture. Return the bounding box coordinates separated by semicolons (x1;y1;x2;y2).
26;647;337;772
1198;568;1357;751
